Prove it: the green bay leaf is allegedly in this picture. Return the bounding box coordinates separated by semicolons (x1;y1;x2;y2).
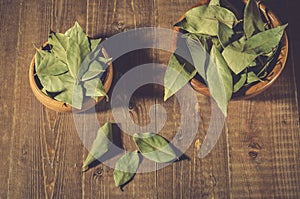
185;34;209;79
65;22;91;79
53;87;73;105
72;84;84;110
233;73;247;93
247;71;261;84
36;52;68;76
113;151;140;187
83;77;107;99
175;5;238;36
67;39;82;79
207;45;233;116
209;0;220;6
243;24;288;54
164;52;197;101
222;44;257;74
82;122;112;171
218;21;235;48
90;38;102;51
133;133;177;163
35;48;50;70
80;56;111;82
244;0;265;38
48;32;69;62
38;72;73;93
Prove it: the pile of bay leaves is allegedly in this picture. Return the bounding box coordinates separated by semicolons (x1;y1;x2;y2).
164;0;287;116
35;22;111;109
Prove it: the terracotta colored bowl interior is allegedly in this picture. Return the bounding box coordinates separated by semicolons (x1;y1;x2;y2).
29;44;113;112
173;0;288;99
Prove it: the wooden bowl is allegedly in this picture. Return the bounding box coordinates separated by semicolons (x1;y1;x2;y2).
173;0;288;99
29;43;113;112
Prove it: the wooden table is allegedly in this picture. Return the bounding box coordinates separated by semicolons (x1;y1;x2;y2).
1;0;299;198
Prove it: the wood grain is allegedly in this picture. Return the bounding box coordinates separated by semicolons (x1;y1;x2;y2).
0;0;22;198
0;0;299;198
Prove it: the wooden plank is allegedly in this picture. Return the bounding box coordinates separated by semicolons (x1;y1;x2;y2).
285;0;300;112
0;0;299;198
226;1;300;198
45;1;89;198
227;66;300;198
82;1;158;197
3;0;50;198
4;0;88;198
0;0;21;198
154;0;231;198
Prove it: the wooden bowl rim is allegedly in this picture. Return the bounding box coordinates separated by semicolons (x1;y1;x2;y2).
29;42;113;113
173;0;289;100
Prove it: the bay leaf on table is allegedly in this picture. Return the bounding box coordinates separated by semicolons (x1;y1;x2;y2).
133;132;177;163
113;151;140;187
82;122;112;171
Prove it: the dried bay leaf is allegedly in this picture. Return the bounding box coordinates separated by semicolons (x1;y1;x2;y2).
65;22;91;78
48;32;69;63
38;72;73;93
36;52;68;76
185;34;209;79
175;5;238;36
83;77;108;99
80;57;111;82
36;22;108;109
223;24;287;74
222;44;257;74
206;45;232;116
90;38;102;51
72;84;84;109
243;24;288;54
233;72;247;93
246;71;261;84
113;151;140;187
164;51;197;101
209;0;220;6
133;132;177;163
67;38;83;79
82;122;112;171
218;21;235;48
53;87;73;106
35;48;50;70
244;0;265;38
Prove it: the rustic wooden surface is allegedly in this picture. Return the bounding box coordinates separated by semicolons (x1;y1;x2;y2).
0;0;299;198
